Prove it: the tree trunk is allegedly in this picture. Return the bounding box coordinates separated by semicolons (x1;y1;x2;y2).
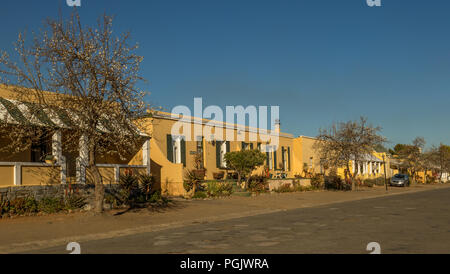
89;145;104;214
346;164;356;191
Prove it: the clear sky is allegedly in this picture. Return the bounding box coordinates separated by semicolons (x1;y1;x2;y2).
1;0;449;148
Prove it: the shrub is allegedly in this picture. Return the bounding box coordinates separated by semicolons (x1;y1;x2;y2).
324;174;350;190
248;176;269;193
274;184;294;193
38;197;65;214
205;181;233;197
4;197;39;215
119;174;140;206
184;169;203;192
192;191;208;199
363;177;385;187
310;174;324;189
139;174;155;200
294;185;315;192
64;195;87;210
148;190;168;204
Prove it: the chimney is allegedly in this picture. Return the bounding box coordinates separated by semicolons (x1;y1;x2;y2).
274;119;281;133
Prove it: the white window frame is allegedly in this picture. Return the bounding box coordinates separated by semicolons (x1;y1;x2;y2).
172;136;182;164
220;141;227;168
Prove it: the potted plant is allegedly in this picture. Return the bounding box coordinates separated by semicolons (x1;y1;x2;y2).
44;155;56;164
192;152;206;179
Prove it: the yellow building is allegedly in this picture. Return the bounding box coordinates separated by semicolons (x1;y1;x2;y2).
292;136;392;180
147;111;295;195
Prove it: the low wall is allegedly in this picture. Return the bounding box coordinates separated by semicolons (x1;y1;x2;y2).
268;178;311;191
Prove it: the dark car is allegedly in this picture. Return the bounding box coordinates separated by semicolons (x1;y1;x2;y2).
390;174;410;187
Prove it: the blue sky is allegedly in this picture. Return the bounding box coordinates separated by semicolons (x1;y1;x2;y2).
1;0;449;148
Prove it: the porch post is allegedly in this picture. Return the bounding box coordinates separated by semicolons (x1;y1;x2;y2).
52;130;66;184
13;163;22;186
114;165;120;184
142;138;151;175
76;134;89;184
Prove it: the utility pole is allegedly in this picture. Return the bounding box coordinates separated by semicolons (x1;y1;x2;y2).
383;154;388;191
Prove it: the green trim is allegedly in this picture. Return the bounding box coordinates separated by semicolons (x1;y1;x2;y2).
0;97;28;124
22;101;55;127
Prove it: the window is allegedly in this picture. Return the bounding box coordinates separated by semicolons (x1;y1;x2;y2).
216;141;230;168
196;136;204;169
31;134;50;162
220;141;227;168
242;142;248;151
167;135;186;166
265;145;275;170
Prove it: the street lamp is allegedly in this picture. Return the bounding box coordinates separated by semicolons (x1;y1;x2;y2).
383;154;388;191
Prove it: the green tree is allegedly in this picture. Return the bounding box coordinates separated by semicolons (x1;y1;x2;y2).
393;137;426;183
224;149;266;189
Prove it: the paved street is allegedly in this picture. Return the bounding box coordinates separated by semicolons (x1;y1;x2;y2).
32;187;450;254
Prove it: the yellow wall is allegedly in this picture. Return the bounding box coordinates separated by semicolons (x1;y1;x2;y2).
0;166;14;186
21;166;61;186
292;136;323;177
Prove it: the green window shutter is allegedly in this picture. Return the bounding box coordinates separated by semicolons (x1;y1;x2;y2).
216;141;222;168
274;150;278;170
166;135;173;163
241;142;246;150
288;147;291;171
226;141;230;153
181;138;186;167
266;152;270;167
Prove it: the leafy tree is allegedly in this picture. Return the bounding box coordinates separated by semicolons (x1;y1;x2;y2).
0;12;149;213
315;117;386;190
224;149;266;189
395;137;426;183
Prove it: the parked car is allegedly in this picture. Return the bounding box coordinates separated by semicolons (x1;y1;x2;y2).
390;174;410;187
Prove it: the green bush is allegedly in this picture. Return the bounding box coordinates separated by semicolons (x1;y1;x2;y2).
3;197;39;215
118;174;141;206
310;174;324;189
324;173;350;190
192;191;208;199
139;174;155;199
247;176;269;193
205;181;233;197
64;195;87;210
184;169;204;192
363;177;385;187
38;197;65;214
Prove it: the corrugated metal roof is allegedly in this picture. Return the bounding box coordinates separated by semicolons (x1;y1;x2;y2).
0;97;148;137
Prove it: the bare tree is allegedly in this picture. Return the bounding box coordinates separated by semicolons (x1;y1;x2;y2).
0;12;149;213
430;143;450;182
315;117;386;190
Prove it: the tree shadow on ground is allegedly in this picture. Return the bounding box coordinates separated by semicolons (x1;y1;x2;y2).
112;199;187;216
